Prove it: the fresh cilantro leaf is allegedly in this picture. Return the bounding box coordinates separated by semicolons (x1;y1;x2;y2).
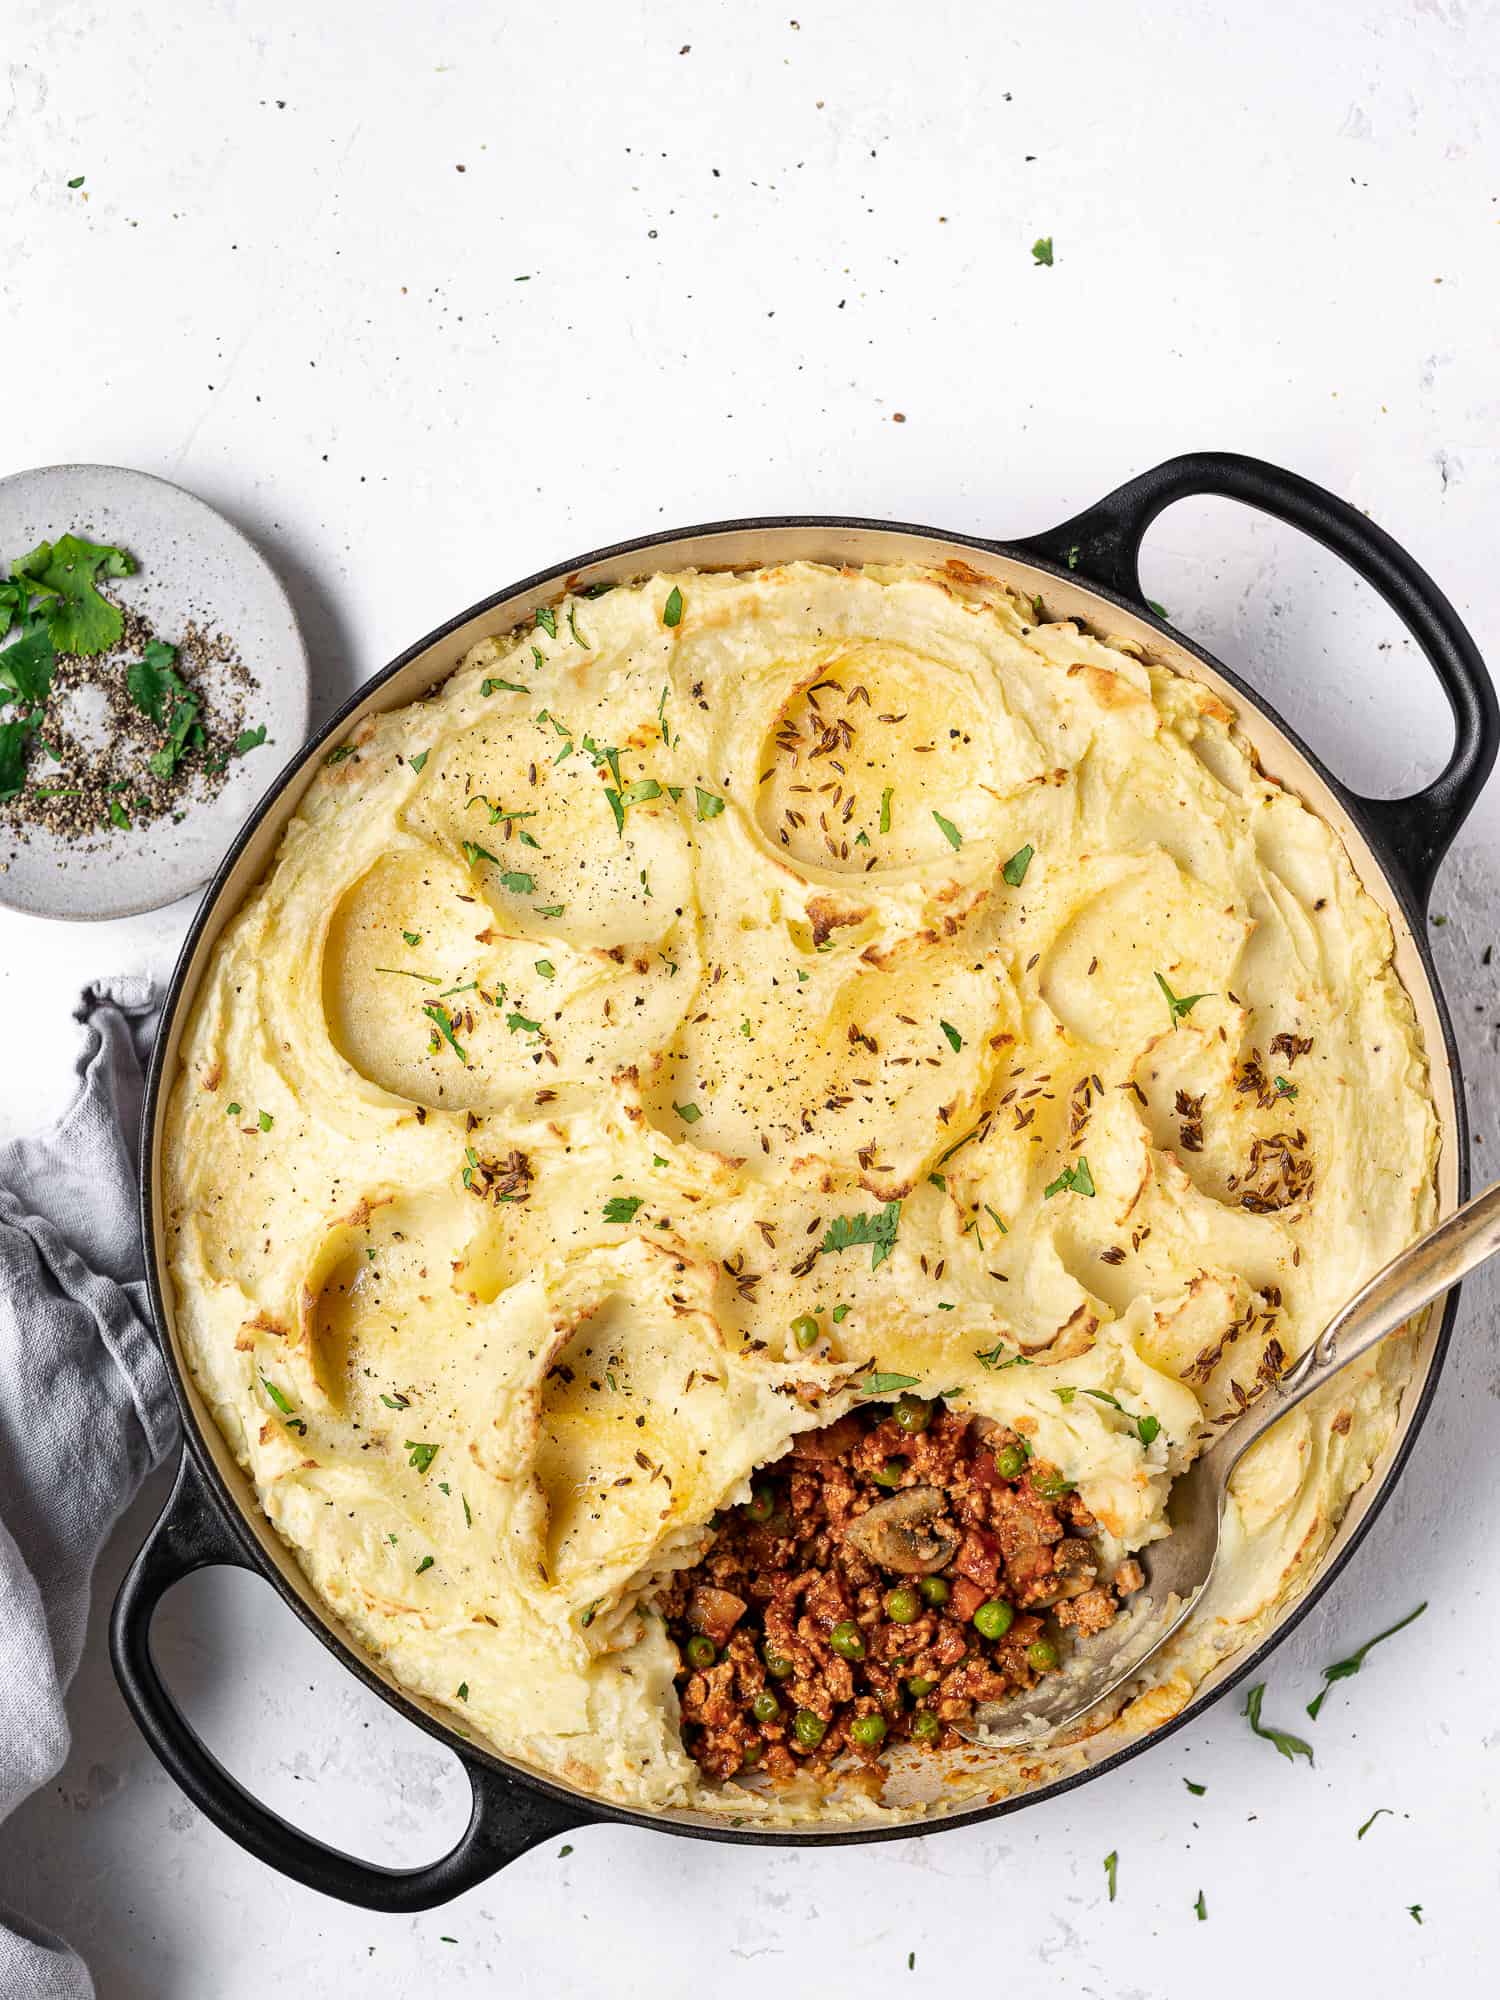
1031;235;1054;266
107;797;130;829
126;639;185;723
409;749;429;773
423;1002;467;1063
457;1681;470;1701
820;1201;902;1271
482;676;528;696
860;1371;920;1394
1002;843;1034;887
18;535;134;654
975;1343;1029;1370
620;778;662;806
1244;1682;1314;1764
1305;1602;1426;1719
1155;971;1213;1027
663;585;684;628
1104;1850;1117;1902
695;787;725;820
1044;1155;1096;1199
939;1020;962;1053
1357;1808;1392;1839
507;1011;541;1035
932;810;962;850
498;869;535;895
0;719;34;802
534;606;557;637
603;1195;644;1224
232;724;267;756
405;1440;439;1474
0;619;56;708
674;1101;702;1123
462;840;499;868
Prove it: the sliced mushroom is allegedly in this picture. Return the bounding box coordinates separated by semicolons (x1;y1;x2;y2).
842;1485;961;1575
1025;1536;1099;1607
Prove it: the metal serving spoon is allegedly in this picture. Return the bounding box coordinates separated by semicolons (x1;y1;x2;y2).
958;1178;1500;1747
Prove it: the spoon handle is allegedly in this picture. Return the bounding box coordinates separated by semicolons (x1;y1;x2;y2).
1218;1178;1500;1473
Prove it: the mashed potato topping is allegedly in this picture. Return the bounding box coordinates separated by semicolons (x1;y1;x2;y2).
163;561;1436;1821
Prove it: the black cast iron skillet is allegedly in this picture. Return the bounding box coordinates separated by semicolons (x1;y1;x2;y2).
111;453;1498;1909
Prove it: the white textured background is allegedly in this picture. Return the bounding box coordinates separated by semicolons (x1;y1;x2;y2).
3;1;1498;1993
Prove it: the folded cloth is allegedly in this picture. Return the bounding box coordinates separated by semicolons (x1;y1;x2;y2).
0;980;178;2000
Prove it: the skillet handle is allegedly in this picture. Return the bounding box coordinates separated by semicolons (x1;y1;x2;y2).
1012;451;1499;911
110;1450;593;1911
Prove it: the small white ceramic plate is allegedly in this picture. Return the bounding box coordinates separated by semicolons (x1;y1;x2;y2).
0;463;309;921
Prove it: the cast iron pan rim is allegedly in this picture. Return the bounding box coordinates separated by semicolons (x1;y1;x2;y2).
137;508;1468;1846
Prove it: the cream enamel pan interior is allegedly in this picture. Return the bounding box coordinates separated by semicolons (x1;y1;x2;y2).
118;458;1495;1910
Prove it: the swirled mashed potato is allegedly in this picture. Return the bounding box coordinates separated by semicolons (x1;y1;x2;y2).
163;562;1436;1822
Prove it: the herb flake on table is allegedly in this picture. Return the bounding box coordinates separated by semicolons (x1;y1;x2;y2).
1244;1682;1313;1764
1031;235;1054;266
1357;1808;1392;1839
1306;1601;1427;1719
1184;1779;1206;1796
1194;1890;1207;1921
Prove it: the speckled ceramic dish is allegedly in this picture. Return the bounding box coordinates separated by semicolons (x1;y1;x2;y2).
0;463;309;921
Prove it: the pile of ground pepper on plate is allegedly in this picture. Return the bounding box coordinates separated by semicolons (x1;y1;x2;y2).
0;531;266;845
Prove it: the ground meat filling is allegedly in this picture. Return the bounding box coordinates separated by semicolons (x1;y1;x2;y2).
658;1400;1143;1784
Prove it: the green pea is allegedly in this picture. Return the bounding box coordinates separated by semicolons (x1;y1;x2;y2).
885;1584;921;1625
763;1648;795;1680
790;1313;820;1350
793;1708;828;1748
973;1599;1014;1640
906;1674;937;1698
830;1619;866;1661
871;1457;907;1490
751;1689;780;1723
893;1394;932;1435
685;1635;716;1669
919;1575;950;1607
910;1710;941;1744
1026;1638;1060;1672
746;1483;775;1523
991;1443;1027;1479
849;1713;887;1748
739;1739;763;1768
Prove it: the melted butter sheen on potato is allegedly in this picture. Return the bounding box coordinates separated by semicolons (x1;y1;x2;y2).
163;562;1436;1824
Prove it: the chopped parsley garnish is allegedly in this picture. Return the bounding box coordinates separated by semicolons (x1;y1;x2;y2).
1104;1850;1117;1902
939;1020;963;1053
674;1100;703;1122
107;797;130;829
409;750;429;773
580;1598;602;1628
1193;1890;1207;1922
498;869;535;895
374;965;441;984
402;929;421;947
1274;1075;1298;1097
568;604;588;648
415;1555;435;1574
820;1201;901;1271
457;1681;470;1701
1154;971;1213;1027
534;959;556;979
695;787;726;820
1408;1906;1423;1925
405;1441;439;1474
657;684;671;744
461;839;499;868
620;778;662;807
983;1203;1008;1234
1184;1779;1206;1796
226;1102;241;1117
603;1195;644;1224
1001;843;1034;886
1357;1808;1391;1839
860;1371;921;1395
663;585;684;628
260;1376;292;1413
1243;1682;1313;1764
325;744;355;764
126;639;186;722
1044;1155;1095;1199
380;1391;411;1410
931;810;962;850
1031;235;1054;266
232;725;267;756
1066;545;1080;570
257;1110;273;1132
67;174;85;188
975;1343;1030;1370
1147;599;1169;620
506;1011;541;1036
535;902;565;918
534;605;557;637
879;786;893;834
422;1002;467;1063
832;1303;852;1322
1305;1602;1426;1720
1055;1386;1159;1447
481;676;529;695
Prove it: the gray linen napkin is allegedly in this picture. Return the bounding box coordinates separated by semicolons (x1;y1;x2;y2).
0;979;178;2000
